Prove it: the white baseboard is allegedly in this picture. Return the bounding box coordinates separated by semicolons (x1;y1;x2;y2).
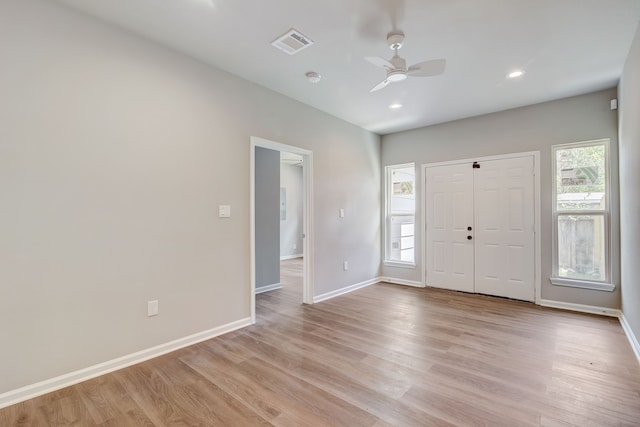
378;277;424;288
538;299;621;317
280;254;303;260
0;317;252;409
620;312;640;363
255;283;282;294
313;278;378;303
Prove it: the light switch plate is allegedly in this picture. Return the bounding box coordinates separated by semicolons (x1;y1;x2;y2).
147;300;158;317
218;205;231;218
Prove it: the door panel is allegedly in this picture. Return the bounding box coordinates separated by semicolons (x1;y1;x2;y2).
425;164;474;292
425;156;535;302
474;157;535;301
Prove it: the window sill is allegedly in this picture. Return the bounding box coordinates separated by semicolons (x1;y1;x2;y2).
384;261;416;269
550;277;615;292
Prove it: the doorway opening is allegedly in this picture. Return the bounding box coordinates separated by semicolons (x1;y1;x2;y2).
250;137;314;324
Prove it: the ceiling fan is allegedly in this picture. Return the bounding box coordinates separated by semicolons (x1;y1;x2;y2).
365;32;446;92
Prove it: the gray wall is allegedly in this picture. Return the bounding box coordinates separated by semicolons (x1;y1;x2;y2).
255;147;280;289
0;0;381;395
619;23;640;348
280;164;303;258
382;89;620;308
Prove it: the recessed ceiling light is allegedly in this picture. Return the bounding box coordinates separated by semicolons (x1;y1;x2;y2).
305;71;322;83
508;70;525;79
389;103;403;109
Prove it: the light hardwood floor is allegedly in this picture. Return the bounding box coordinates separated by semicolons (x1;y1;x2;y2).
2;257;639;426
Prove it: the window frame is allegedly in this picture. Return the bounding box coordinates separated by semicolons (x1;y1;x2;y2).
384;163;416;268
551;139;614;291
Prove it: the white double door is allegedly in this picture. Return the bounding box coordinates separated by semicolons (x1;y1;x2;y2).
425;156;535;302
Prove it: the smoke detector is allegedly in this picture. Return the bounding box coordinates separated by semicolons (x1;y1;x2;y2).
271;29;314;55
306;71;322;83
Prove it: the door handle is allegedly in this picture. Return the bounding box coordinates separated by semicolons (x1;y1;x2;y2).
467;226;472;231
467;235;473;240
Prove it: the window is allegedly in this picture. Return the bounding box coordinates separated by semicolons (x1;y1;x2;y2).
552;140;613;291
385;164;415;267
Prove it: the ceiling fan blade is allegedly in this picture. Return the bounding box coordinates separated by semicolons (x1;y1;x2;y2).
370;79;391;92
365;56;395;71
408;59;446;77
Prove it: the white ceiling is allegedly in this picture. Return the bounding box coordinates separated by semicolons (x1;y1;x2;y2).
57;0;640;135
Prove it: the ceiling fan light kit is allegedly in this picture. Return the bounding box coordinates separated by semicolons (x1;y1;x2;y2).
387;69;408;82
365;31;446;92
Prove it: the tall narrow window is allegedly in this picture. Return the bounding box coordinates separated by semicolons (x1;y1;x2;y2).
552;140;613;291
385;164;415;266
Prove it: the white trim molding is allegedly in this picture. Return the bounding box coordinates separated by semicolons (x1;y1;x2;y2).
383;261;416;269
551;139;613;291
379;277;424;288
255;283;282;294
620;313;640;362
424;150;542;168
383;163;417;266
538;299;621;317
313;278;379;303
250;136;314;324
550;277;615;292
280;254;303;261
0;317;252;409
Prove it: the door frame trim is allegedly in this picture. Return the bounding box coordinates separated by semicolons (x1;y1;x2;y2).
422;150;541;303
250;137;314;324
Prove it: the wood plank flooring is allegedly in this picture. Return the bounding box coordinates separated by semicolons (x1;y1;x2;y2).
2;257;639;426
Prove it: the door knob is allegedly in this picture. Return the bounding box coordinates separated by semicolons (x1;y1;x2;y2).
467;235;473;240
467;226;472;231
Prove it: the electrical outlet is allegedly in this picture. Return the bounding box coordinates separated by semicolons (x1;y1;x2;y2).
343;261;349;271
148;300;159;317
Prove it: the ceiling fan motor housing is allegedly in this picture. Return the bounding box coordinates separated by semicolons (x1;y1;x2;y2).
390;55;407;70
388;55;408;81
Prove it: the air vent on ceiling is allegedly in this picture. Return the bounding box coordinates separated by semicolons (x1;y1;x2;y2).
271;29;314;55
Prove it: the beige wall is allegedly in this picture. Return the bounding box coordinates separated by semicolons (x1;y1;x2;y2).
0;0;380;395
382;89;620;308
619;22;640;349
280;164;304;258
